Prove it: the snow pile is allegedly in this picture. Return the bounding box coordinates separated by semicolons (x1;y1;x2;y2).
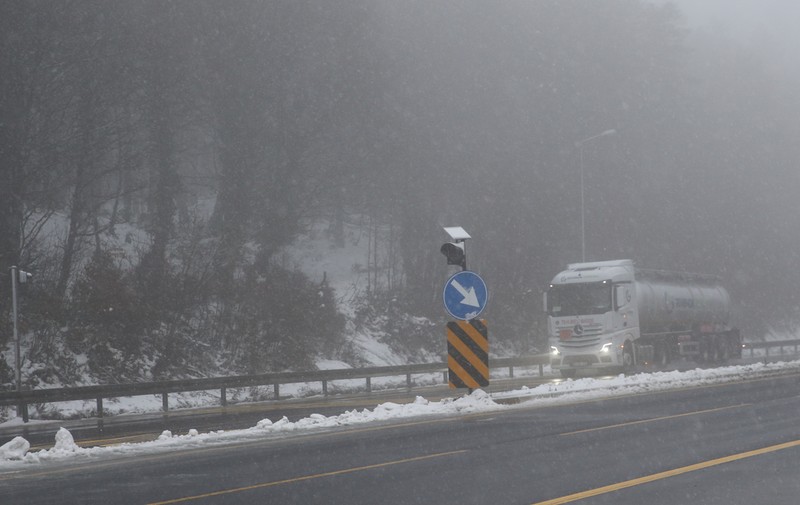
52;428;80;454
0;391;501;468
491;361;795;403
0;437;29;460
2;360;799;469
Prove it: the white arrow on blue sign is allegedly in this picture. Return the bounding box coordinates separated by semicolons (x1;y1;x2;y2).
443;270;488;320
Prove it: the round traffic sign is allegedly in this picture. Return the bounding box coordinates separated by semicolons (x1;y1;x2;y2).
442;271;488;320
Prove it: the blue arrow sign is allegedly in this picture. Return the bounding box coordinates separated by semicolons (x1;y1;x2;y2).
443;271;488;320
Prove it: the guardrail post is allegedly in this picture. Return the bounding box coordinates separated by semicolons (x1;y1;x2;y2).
406;374;412;390
274;384;280;400
322;380;328;397
19;402;29;423
162;393;169;412
539;363;544;377
220;387;227;407
509;365;514;378
97;397;104;431
366;377;371;393
443;371;448;383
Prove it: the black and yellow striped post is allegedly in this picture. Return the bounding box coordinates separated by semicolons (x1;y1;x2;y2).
446;319;489;389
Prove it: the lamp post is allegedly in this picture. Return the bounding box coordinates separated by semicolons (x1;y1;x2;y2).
11;266;21;394
575;129;616;262
10;266;32;421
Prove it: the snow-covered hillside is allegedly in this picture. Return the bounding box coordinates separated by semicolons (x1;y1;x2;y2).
0;214;435;423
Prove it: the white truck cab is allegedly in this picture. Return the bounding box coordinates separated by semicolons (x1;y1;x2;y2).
545;260;638;376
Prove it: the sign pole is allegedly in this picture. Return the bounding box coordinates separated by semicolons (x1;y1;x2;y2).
440;227;490;393
11;266;20;394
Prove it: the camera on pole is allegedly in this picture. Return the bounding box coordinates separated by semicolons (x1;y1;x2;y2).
18;269;32;284
440;242;466;269
441;226;470;271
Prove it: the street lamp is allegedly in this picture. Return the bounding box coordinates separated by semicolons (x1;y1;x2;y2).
575;129;616;262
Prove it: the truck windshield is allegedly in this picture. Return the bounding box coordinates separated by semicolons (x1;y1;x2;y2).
547;282;612;316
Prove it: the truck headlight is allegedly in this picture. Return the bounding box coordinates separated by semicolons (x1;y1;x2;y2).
600;343;612;353
550;346;560;356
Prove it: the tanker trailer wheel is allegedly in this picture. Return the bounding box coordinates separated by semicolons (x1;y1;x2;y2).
654;342;670;368
716;336;730;363
698;339;711;363
560;369;577;379
622;342;635;373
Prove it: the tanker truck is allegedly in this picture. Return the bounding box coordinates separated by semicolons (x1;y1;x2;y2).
545;259;741;377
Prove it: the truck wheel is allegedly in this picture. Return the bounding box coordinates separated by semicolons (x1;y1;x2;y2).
560;369;577;378
732;336;743;358
730;330;743;358
622;343;635;372
717;337;730;363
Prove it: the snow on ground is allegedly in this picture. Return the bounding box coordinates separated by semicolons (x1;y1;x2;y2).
281;219;441;367
2;359;799;469
281;220;371;316
349;332;412;366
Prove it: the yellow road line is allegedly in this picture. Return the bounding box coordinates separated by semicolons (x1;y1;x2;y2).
559;404;750;436
147;449;468;505
532;439;800;505
28;433;163;452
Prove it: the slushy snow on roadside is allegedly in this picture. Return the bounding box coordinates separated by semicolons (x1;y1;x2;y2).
1;360;798;469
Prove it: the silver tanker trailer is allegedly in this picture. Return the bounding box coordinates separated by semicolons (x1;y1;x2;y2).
545;259;740;377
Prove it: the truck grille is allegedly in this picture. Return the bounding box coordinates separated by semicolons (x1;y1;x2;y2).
559;336;602;349
555;322;604;349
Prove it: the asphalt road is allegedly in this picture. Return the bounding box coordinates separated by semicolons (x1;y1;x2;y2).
3;372;800;504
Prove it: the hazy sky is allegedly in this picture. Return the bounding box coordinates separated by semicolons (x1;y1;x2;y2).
666;0;800;71
672;1;799;42
672;0;797;31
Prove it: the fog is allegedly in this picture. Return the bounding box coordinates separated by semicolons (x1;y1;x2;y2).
672;0;800;71
676;0;799;37
1;1;799;382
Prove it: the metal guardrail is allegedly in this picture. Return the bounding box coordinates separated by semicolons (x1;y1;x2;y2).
742;339;800;359
5;339;796;425
0;355;549;423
